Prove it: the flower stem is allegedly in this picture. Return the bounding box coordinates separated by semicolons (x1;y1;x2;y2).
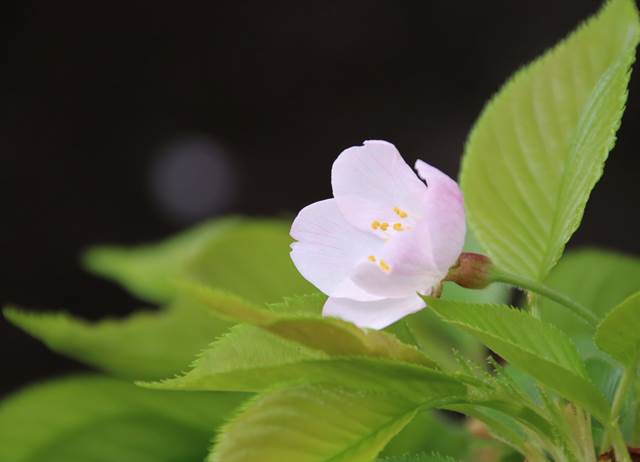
491;269;598;327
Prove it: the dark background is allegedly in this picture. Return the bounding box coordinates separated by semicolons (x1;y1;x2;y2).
2;0;638;396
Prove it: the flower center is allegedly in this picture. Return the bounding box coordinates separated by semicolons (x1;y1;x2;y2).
370;207;409;232
367;207;411;272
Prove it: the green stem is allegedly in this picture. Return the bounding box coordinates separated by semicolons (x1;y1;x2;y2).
610;424;632;462
491;269;598;327
600;363;637;453
633;381;640;445
527;292;541;320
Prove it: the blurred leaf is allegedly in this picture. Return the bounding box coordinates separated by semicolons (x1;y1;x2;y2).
181;286;436;367
84;218;315;305
595;291;640;367
378;453;458;462
380;411;471;460
0;375;248;462
426;298;610;421
401;309;484;372
184;219;316;304
454;399;553;446
461;0;640;281
538;249;640;341
209;386;454;462
3;298;231;381
586;357;621;406
266;292;325;315
449;405;527;454
83;217;239;303
585;355;640;446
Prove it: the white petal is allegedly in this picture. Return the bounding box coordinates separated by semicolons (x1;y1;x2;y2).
322;294;425;329
290;198;383;301
414;159;466;272
331;140;428;232
414;159;462;199
350;219;444;298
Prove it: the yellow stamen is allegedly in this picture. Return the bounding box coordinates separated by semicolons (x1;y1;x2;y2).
368;255;376;262
380;222;389;231
371;220;380;230
393;223;403;231
393;207;408;218
379;259;391;272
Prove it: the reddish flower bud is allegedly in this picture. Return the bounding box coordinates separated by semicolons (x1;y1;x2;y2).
444;252;493;289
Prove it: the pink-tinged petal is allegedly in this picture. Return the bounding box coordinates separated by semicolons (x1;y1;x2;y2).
322;294;425;329
350;219;445;298
331;140;428;232
414;159;466;273
290;198;383;301
415;159;463;203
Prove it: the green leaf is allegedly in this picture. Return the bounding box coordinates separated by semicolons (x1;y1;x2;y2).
403;230;509;371
209;387;449;462
182;285;436;368
380;412;471;460
595;291;640;367
447;404;528;453
184;219;316;304
84;217;240;303
84;218;315;304
146;323;466;402
586;357;621;407
401;309;485;372
378;453;458;462
461;0;640;281
426;297;610;421
267;292;326;316
3;298;232;381
538;249;640;340
0;375;248;462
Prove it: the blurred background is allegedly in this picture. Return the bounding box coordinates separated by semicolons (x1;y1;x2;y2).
2;0;638;396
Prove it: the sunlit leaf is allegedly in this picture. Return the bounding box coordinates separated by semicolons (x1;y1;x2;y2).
0;375;247;462
145;323;466;402
461;0;640;281
181;285;435;367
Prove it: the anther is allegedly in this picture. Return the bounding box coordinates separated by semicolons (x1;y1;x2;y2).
379;259;391;272
380;222;389;231
368;255;376;262
371;220;380;230
393;223;403;231
393;207;408;218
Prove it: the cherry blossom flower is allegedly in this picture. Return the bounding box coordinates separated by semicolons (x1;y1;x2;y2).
290;140;466;329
